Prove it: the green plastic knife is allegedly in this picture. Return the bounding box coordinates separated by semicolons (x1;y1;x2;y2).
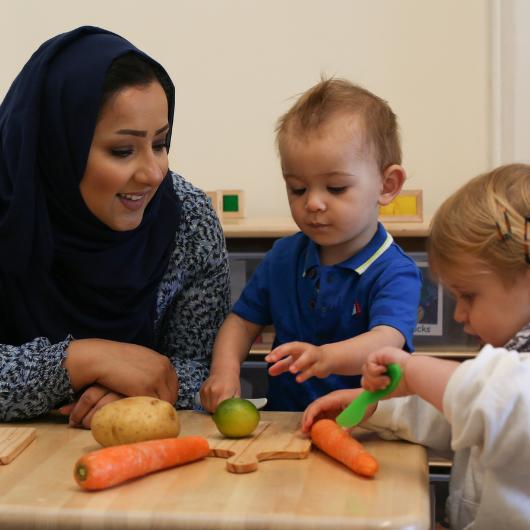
335;363;402;428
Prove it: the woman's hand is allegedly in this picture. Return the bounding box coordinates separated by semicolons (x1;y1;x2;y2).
63;338;178;404
199;372;241;413
301;388;377;433
58;384;123;429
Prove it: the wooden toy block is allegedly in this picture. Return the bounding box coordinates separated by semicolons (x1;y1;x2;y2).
0;427;36;464
220;189;245;219
379;189;423;222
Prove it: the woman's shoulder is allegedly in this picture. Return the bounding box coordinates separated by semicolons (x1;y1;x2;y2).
155;172;228;321
169;171;221;236
170;171;210;211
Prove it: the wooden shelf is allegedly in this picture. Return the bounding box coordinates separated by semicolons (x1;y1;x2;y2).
429;456;453;468
412;349;479;360
249;348;477;359
221;216;430;239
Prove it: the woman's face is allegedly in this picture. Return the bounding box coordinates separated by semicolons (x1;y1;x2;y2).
80;81;169;231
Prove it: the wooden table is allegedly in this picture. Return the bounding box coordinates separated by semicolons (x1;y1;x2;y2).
0;411;430;529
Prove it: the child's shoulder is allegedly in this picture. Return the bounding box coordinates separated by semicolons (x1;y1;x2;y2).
268;231;308;256
383;241;419;269
369;243;420;283
355;224;419;273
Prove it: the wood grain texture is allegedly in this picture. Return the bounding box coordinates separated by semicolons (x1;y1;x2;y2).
0;428;36;464
221;216;431;238
0;411;430;530
206;416;311;473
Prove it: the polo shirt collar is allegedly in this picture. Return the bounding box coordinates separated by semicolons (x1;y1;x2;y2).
302;223;393;277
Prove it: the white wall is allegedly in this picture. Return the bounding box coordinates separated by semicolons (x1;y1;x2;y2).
492;0;530;165
0;1;491;218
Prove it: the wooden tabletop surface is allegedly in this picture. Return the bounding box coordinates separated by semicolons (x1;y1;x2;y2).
0;411;430;530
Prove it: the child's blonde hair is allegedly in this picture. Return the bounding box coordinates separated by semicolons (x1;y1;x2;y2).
275;78;401;171
429;164;530;284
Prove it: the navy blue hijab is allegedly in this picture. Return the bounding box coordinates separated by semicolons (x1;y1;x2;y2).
0;26;180;347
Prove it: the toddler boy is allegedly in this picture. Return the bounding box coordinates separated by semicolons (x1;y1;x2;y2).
200;78;421;411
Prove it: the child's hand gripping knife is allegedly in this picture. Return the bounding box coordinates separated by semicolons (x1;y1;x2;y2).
361;346;412;396
200;371;241;413
199;313;264;413
302;357;403;434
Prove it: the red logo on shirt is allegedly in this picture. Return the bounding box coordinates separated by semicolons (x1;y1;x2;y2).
352;301;362;316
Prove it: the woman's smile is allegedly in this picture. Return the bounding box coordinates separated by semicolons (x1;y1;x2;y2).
117;191;150;211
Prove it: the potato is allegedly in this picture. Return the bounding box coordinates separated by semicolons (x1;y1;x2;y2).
91;396;180;447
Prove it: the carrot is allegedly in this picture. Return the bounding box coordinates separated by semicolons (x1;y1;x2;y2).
74;435;209;490
310;419;379;478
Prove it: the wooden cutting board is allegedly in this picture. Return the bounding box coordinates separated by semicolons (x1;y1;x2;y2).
0;427;36;464
203;415;311;473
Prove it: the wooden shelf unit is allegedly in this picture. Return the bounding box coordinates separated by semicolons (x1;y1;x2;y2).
222;216;431;239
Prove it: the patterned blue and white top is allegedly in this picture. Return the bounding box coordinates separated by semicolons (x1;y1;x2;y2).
0;173;230;420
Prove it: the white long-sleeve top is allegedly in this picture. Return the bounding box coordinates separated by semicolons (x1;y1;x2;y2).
362;326;530;530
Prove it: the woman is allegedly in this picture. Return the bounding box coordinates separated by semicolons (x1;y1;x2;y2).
0;26;230;427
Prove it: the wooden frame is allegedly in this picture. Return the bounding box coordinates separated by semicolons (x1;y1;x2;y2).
379;189;423;223
220;189;245;219
205;190;223;216
205;189;246;219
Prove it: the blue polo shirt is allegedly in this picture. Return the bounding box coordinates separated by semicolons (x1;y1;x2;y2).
232;223;422;411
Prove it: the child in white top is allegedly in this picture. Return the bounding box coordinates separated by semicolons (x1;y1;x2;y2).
302;163;530;530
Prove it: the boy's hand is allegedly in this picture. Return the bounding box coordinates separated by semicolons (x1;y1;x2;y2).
361;346;412;398
301;388;377;433
199;373;241;413
265;342;330;382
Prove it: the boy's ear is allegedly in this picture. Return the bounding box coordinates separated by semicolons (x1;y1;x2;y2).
378;164;406;206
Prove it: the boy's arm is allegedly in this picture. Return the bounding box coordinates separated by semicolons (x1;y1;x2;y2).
267;257;421;382
267;324;404;382
320;324;405;375
200;313;263;412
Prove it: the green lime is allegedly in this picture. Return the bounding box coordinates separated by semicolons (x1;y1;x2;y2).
213;398;260;438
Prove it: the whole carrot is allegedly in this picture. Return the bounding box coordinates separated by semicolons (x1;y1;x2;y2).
74;435;209;490
310;419;379;478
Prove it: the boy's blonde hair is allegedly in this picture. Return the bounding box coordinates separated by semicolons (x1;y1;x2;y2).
429;164;530;284
275;78;401;171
